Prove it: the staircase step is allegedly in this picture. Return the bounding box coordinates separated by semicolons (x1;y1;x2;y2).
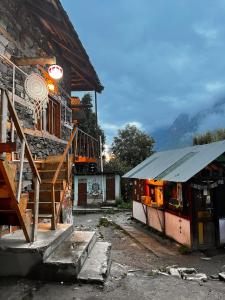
29;191;62;202
40;180;66;191
37;163;67;171
38;214;53;218
0;184;10;198
78;242;111;283
0;198;14;210
0;209;16;214
39;169;67;180
27;202;60;214
37;231;97;281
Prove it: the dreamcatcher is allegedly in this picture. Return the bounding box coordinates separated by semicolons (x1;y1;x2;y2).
24;73;48;122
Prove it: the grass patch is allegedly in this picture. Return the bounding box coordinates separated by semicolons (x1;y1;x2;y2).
178;244;191;255
98;217;111;227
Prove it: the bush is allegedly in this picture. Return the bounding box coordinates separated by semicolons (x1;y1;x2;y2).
116;198;132;209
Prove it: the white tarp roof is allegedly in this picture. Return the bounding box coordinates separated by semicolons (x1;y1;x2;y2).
123;140;225;182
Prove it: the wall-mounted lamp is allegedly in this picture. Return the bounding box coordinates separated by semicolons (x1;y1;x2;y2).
48;64;63;80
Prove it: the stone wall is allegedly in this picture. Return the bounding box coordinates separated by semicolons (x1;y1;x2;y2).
25;135;66;159
14;102;35;129
0;0;74;236
0;0;72;147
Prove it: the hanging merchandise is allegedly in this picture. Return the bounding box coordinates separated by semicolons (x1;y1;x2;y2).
191;179;224;190
24;73;49;120
177;183;183;208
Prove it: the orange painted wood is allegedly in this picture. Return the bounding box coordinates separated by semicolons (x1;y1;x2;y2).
0;142;16;153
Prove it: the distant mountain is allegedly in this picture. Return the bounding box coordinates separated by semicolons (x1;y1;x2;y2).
152;97;225;151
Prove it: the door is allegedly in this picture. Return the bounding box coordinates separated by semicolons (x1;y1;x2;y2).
106;176;115;200
192;188;216;248
78;181;87;206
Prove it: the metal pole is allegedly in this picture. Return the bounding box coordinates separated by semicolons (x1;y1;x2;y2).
94;91;98;129
100;135;105;203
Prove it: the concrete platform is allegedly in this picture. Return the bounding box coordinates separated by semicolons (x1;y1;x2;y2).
38;231;97;281
0;223;74;277
78;241;111;283
109;219;178;258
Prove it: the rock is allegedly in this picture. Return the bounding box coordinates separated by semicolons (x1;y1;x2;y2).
218;272;225;281
200;257;211;261
169;268;181;278
178;268;197;275
0;34;9;47
210;274;219;280
184;273;207;282
158;271;169;276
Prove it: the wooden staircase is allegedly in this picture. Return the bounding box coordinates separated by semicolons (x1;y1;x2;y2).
0;85;95;242
0;160;32;241
0;87;41;242
28;155;73;229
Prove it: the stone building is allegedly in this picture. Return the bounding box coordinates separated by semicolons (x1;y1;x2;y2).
0;0;103;239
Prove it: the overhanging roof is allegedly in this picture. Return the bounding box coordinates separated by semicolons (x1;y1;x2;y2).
123;140;225;182
25;0;103;93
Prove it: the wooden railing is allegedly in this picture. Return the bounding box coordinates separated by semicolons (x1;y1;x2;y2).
51;126;78;229
0;87;41;242
76;128;100;159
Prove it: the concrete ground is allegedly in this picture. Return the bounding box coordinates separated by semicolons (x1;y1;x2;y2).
1;212;225;299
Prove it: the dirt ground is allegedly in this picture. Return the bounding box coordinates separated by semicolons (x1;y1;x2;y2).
1;212;225;299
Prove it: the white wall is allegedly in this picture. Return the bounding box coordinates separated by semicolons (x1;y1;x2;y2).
165;212;191;247
115;175;121;199
147;207;164;232
132;201;147;224
74;174;121;207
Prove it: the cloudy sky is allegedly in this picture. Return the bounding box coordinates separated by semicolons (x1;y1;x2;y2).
61;0;225;145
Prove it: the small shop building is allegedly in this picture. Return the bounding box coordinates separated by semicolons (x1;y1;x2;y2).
123;140;225;249
74;173;121;207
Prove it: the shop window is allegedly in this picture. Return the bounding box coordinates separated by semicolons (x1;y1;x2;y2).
164;182;189;216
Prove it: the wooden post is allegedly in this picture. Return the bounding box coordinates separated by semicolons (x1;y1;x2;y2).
32;176;40;242
67;152;70;183
11;65;15;160
0;89;8;159
16;139;25;202
51;185;56;230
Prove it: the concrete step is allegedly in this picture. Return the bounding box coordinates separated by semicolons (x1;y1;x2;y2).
78;241;111;284
0;224;74;277
37;231;97;281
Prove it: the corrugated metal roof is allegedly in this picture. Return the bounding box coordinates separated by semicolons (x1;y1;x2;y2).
123;140;225;182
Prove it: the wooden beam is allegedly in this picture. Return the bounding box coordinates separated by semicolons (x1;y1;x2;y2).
32;176;40;242
0;90;8;144
13;56;56;66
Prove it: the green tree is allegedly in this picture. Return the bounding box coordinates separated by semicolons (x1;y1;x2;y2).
104;157;130;174
193;128;225;145
107;124;155;174
79;93;105;145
